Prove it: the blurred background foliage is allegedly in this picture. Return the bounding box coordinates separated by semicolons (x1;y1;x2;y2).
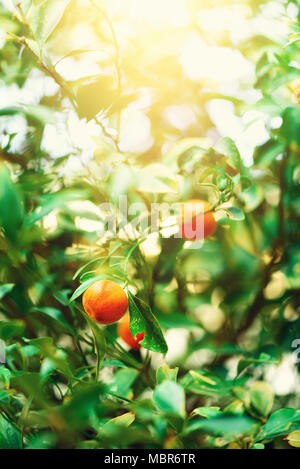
0;0;299;449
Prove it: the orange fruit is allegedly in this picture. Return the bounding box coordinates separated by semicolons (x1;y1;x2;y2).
117;314;145;350
82;280;128;324
179;199;217;241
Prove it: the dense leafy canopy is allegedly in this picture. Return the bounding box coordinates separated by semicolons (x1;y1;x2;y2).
0;0;299;449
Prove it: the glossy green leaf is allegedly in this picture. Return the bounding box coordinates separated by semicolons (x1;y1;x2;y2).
256;409;300;442
0;414;22;449
128;291;168;354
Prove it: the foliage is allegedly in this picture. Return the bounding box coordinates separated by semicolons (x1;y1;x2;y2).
0;0;299;449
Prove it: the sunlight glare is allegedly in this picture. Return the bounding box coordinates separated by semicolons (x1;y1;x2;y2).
197;6;248;33
180;34;254;84
110;0;189;28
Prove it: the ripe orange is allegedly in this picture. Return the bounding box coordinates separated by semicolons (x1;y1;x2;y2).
179;199;217;241
82;280;128;324
117;314;145;350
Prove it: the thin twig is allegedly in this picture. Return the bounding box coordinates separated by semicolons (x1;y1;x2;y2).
9;34;78;115
94;115;120;151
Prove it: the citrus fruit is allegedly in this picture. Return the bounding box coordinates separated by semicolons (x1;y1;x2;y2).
117;314;145;350
82;279;128;324
179;199;217;241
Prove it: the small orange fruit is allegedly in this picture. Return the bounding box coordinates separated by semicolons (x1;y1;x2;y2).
117;314;145;350
82;280;128;324
179;199;217;241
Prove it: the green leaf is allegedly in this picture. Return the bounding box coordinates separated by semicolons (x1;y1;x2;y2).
58;383;106;430
224;206;245;221
237;353;278;375
252;97;282;117
254;139;285;168
156;364;178;385
102;360;128;368
70;274;122;302
0;389;9;406
0;368;11;388
32;306;74;334
158;313;200;329
250;443;265;449
74;75;118;120
214;137;243;172
249;381;274;417
25;338;73;379
27;0;71;45
0;14;19;33
238;184;264;212
285;430;300;448
40;357;56;381
223;400;244;415
11;372;49;407
102;412;135;430
25;190;87;226
78;306;106;379
256;409;300;442
153;381;185;417
128;291;168;354
180;370;235;397
72;257;107;281
0;104;53;123
0;107;23;117
191;407;222;419
259;67;299;94
0;284;15;300
0;167;24;241
110;368;139;399
53;289;71;306
280;106;300;147
0;414;22;449
26;337;53;350
26;432;56;449
73;242;123;281
163;138;209;169
23;104;55;124
0;320;25;341
184;415;256;437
